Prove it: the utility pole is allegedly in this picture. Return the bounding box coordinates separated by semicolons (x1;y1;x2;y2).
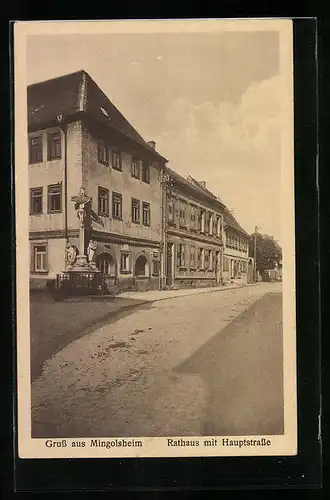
254;226;259;282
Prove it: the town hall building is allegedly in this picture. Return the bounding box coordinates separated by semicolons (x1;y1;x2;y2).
28;70;167;292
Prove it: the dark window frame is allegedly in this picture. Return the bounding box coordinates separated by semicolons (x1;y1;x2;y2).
131;198;140;224
98;186;110;216
152;259;160;276
141;162;150;184
168;197;175;224
142;201;150;226
131;158;141;179
112;192;122;220
111;150;122;171
120;251;131;273
47;131;62;161
29;135;43;164
47;184;62;213
97;140;109;166
31;242;48;273
179;201;187;228
30;187;43;215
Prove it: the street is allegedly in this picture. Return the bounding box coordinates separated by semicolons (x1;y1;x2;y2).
31;282;283;438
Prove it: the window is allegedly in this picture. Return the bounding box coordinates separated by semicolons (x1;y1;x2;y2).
47;132;61;160
198;209;203;231
179;201;186;227
132;198;140;223
29;136;43;163
168;197;175;224
142;202;150;226
120;252;131;273
197;248;203;269
97;254;115;275
224;256;229;272
112;192;122;219
30;187;43;214
190;207;197;230
190;246;196;268
176;244;186;268
152;260;160;276
204;249;210;269
217;217;222;237
47;184;62;212
209;250;214;270
32;244;47;272
212;216;217;236
200;211;205;232
141;162;150;183
98;187;109;216
97;140;108;165
204;212;209;233
112;150;121;170
131;158;141;179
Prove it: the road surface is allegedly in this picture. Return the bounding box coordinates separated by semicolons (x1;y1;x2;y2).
31;282;283;438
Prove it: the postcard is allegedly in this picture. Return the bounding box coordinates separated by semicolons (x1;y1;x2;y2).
14;18;296;458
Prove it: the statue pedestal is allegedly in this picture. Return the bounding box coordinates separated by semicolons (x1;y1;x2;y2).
66;255;100;273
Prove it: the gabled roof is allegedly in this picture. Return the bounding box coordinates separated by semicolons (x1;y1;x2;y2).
186;175;225;204
27;70;167;162
166;166;250;238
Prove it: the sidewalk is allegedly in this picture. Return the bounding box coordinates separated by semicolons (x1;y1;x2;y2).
118;281;256;302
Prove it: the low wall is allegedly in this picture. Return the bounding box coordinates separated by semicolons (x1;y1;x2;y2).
173;277;217;289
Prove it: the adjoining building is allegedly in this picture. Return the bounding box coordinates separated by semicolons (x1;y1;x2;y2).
28;70;167;293
163;169;251;288
222;207;252;285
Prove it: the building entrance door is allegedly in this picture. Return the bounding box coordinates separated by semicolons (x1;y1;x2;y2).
215;250;220;284
166;243;174;286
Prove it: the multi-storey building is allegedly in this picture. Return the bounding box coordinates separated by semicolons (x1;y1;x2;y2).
163;169;251;288
28;70;167;292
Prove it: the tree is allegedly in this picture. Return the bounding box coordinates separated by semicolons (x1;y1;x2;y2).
249;233;282;273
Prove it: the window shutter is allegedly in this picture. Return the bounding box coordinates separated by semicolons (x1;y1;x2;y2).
44;244;48;271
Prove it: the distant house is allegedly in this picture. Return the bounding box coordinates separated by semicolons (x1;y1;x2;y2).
163;171;250;288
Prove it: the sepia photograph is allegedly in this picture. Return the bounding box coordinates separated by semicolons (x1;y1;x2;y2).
15;19;296;458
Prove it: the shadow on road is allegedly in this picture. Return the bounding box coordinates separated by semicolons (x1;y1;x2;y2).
175;292;284;436
30;294;152;382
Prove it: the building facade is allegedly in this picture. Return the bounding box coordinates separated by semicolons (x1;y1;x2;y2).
222;212;251;285
28;70;167;292
163;169;251;289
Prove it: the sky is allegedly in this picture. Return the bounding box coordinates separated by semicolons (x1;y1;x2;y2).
27;30;283;243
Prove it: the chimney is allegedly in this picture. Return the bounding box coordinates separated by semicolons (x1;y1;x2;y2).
198;181;206;189
148;140;156;150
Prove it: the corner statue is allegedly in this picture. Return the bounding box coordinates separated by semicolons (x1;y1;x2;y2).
68;187;100;272
87;240;97;265
71;187;93;229
66;242;77;266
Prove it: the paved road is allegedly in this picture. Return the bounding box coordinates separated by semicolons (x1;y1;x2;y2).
32;283;283;438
